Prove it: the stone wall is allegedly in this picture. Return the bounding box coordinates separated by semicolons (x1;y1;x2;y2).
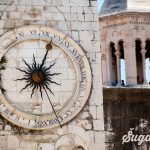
103;87;150;150
0;0;104;150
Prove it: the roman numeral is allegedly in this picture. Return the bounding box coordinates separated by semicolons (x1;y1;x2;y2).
4;109;10;114
28;120;30;125
41;31;50;37
18;32;24;37
30;30;36;35
81;70;86;80
15;116;20;121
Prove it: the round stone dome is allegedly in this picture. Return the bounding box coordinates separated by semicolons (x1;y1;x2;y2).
100;0;127;15
100;0;150;16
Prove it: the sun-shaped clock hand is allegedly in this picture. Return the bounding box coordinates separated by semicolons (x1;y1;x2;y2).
15;40;61;98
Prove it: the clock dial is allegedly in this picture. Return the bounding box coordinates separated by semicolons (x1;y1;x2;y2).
1;40;77;115
0;25;91;130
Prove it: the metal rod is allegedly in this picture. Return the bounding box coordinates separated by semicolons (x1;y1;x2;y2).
44;88;62;128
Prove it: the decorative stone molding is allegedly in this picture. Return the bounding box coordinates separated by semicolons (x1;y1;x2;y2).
99;12;150;21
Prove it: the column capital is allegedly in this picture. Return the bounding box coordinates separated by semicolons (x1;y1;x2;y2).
141;41;146;50
115;51;121;56
114;44;121;52
141;49;147;54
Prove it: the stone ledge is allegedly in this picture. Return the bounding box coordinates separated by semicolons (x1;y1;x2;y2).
103;87;150;102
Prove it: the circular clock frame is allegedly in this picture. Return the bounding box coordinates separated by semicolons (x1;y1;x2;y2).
0;25;92;130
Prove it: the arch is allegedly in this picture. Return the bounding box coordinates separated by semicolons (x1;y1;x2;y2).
135;38;142;41
118;40;126;85
145;39;150;83
109;42;118;86
117;39;124;44
118;40;124;59
145;39;150;58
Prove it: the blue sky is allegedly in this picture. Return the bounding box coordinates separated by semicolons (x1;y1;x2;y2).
98;0;104;11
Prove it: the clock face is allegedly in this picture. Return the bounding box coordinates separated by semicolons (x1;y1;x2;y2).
0;25;92;130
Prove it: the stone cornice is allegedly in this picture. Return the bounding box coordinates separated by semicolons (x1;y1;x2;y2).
99;11;150;21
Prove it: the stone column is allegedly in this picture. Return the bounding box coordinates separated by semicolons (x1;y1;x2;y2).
124;36;137;86
141;49;147;84
115;50;121;86
106;44;113;86
101;43;110;86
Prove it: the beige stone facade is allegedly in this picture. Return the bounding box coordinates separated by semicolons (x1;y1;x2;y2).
0;0;104;150
100;12;150;86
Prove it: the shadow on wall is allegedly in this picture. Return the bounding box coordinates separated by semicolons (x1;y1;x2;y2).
103;88;150;150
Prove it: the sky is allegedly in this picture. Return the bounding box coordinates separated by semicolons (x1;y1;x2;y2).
98;0;104;11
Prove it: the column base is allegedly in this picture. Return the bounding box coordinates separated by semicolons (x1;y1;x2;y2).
135;84;150;88
143;81;148;85
116;83;122;87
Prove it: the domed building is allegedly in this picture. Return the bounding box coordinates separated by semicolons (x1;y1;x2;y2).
100;0;150;86
100;1;150;150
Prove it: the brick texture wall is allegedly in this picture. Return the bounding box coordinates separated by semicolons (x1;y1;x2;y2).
0;0;104;150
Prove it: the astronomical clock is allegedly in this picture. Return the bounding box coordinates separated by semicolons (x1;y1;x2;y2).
0;25;92;130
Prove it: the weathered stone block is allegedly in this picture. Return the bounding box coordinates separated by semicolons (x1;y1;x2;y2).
84;6;98;14
93;119;104;131
19;0;32;5
38;143;54;150
0;136;7;148
57;6;70;13
64;14;77;21
51;13;64;21
31;0;45;5
85;14;94;22
19;142;37;148
8;12;22;19
0;20;4;28
52;0;62;6
95;131;105;144
89;106;97;119
0;5;6;11
76;13;84;21
44;6;58;13
7;136;19;148
89;143;105;150
61;0;70;6
71;30;79;41
4;20;15;29
71;6;83;13
79;31;94;41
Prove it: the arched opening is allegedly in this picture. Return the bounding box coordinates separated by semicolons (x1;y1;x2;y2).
145;40;150;84
118;40;126;86
110;42;117;86
135;39;143;84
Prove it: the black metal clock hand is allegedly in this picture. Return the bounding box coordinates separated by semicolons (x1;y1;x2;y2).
43;87;62;128
40;50;48;68
40;41;62;128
